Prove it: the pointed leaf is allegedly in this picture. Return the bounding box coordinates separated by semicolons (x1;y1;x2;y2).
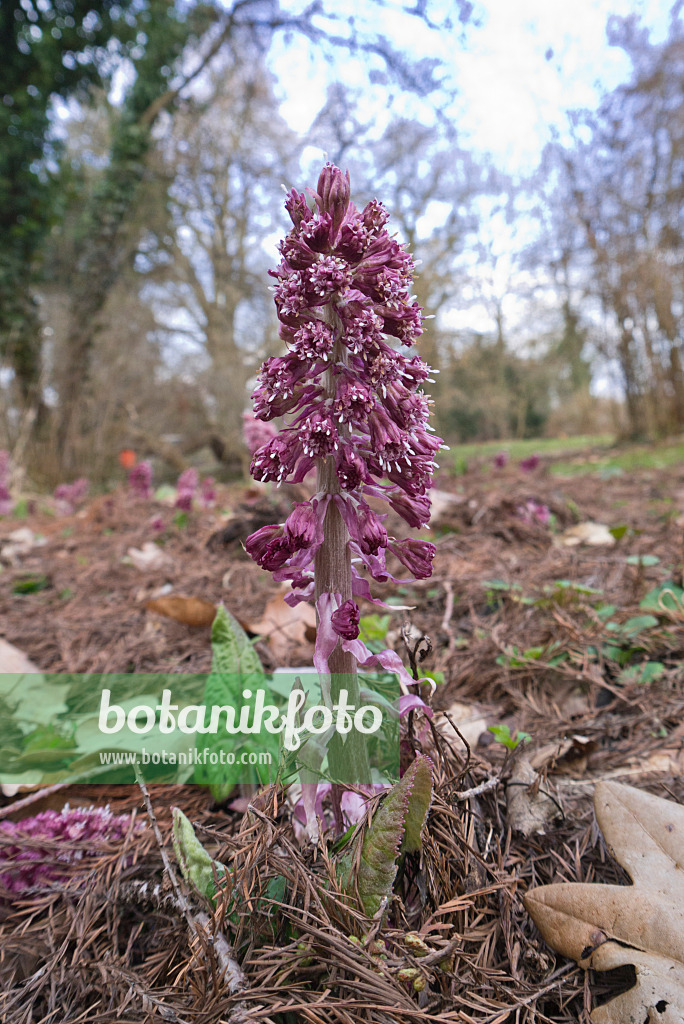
400;754;433;853
172;807;225;900
195;604;267;801
355;754;433;915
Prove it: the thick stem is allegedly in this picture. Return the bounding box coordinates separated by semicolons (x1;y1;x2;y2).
314;320;371;792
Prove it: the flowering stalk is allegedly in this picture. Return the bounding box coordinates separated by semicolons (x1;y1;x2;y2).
245;165;444;809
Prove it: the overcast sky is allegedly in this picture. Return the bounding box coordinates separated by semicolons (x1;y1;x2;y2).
271;0;677;175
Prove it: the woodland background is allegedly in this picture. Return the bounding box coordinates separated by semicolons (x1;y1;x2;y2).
3;0;684;491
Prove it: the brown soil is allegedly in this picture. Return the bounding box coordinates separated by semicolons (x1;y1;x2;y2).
0;453;683;1022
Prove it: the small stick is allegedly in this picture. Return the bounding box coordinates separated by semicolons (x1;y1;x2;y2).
455;776;500;801
0;782;68;820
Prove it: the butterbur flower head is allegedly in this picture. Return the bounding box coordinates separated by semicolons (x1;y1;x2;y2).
355;505;387;555
0;805;136;895
245;523;294;571
285;501;324;549
517;500;550;526
200;477;217;508
494;451;509;469
243;410;278;453
246;164;444;727
177;468;199;493
128;460;153;500
175;490;193;511
315;163;351;233
0;482;12;515
175;467;199;510
389;538;436;580
520;454;540;473
54;477;89;514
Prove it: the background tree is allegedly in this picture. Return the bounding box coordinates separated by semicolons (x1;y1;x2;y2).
139;44;297;468
544;11;684;438
0;0;144;402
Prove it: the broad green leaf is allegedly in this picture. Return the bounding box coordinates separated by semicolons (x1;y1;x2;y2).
621;615;659;635
401;755;433;853
194;604;272;801
640;581;684;615
595;604;617;620
358;614;391;644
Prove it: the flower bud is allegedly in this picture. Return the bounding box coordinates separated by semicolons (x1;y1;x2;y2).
316;163;351;233
331;599;360;640
389;539;436;580
285;502;321;548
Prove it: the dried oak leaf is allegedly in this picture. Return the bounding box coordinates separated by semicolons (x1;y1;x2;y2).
244;589;316;662
146;595;217;628
525;780;684;1023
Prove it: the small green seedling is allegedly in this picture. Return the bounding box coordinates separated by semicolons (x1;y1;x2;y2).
488;724;531;750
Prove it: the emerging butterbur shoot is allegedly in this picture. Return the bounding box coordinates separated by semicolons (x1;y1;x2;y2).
172;807;227;904
245;163;444;825
338;753;434;916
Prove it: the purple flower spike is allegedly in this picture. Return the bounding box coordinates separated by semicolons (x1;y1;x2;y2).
246;165;442;800
494;451;509;469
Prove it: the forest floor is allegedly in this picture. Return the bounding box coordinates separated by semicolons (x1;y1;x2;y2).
1;436;683;1022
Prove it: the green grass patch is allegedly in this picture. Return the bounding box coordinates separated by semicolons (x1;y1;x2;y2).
447;434;684;478
449;434;611;464
550;438;684;477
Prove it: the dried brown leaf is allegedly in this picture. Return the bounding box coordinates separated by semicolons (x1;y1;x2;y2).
525;780;684;1023
244;589;316;662
145;595;217;628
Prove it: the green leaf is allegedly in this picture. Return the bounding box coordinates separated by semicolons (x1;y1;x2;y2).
595;604;617;620
626;554;660;567
488;724;530;750
358;614;391;644
12;575;49;594
618;662;666;685
422;670;445;686
550;579;603;595
350;755;433;916
621;615;659;635
194;604;271;801
609;524;630;540
172;807;226;901
400;756;433;853
640;581;684;615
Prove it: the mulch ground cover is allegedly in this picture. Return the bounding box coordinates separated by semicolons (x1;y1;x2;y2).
1;447;683;1022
